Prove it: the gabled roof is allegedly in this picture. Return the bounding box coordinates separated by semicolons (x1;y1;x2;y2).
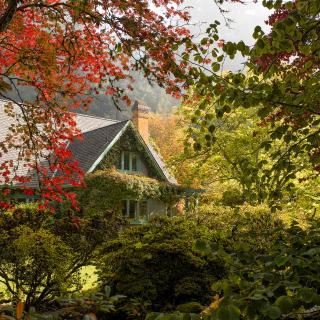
0;99;177;186
68;120;130;174
146;144;177;184
68;120;177;184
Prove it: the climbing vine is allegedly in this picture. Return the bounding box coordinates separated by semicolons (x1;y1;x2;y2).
97;126;164;180
77;169;183;216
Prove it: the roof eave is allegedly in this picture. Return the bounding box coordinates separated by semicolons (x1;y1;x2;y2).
86;121;130;173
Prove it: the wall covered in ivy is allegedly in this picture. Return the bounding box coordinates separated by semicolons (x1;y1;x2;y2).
96;126;163;180
77;169;183;216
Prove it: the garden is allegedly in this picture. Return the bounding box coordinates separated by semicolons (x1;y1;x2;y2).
1;0;320;319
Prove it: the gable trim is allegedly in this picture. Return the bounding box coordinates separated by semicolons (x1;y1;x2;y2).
85;121;170;183
86;121;130;173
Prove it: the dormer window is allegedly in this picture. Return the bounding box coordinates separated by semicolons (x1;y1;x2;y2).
118;151;139;172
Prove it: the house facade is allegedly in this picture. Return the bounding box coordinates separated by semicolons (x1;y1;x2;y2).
0;99;197;222
68;101;183;223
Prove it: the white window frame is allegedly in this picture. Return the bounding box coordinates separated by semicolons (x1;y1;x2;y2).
122;199;148;222
120;151;139;172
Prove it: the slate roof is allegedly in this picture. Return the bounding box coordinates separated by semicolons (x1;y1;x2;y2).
0;100;33;182
68;120;129;173
0;99;177;186
73;113;119;133
146;144;177;184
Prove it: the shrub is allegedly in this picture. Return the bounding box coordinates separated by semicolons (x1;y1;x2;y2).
0;224;79;310
193;211;320;319
0;203;120;310
221;188;244;207
97;216;226;311
194;204;287;251
26;286;126;320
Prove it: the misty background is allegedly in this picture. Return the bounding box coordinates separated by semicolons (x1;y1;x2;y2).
5;1;271;119
105;0;271;118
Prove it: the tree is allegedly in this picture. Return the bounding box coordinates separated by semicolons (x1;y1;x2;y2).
0;203;121;310
0;0;192;209
180;95;316;207
185;0;320;206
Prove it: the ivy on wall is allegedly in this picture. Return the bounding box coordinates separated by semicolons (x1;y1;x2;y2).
77;169;183;216
96;126;163;180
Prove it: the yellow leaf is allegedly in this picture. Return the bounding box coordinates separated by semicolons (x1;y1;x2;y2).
201;294;224;315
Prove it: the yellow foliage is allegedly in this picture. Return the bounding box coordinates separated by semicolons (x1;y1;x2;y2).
201;294;224;315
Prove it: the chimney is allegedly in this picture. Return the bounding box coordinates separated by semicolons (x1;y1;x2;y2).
132;100;150;143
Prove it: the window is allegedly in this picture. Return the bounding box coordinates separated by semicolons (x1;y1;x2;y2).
118;151;139;172
122;200;148;222
123;151;130;170
131;153;138;171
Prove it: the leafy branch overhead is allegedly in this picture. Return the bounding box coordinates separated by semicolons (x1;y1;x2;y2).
185;0;320;206
0;0;191;209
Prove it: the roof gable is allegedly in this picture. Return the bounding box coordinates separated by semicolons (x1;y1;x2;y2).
68;120;129;174
0;99;177;186
70;121;177;184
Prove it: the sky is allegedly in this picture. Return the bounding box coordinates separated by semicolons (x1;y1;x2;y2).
185;0;272;70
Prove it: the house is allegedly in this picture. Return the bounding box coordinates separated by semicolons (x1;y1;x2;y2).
0;99;201;222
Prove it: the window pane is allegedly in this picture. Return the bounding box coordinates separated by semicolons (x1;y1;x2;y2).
138;201;148;221
129;201;137;219
123;152;130;170
122;200;128;216
132;153;138;171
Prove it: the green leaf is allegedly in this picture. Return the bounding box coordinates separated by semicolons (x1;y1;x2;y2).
211;62;220;72
304;60;313;70
299;288;315;303
237;41;246;53
275;256;288;267
251;293;265;301
275;296;293;313
266;305;281;319
217;305;240;320
104;285;111;297
194;239;211;253
208;125;215;133
256;39;265;49
253;25;263;38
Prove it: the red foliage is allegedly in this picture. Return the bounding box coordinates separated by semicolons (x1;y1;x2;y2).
217;39;225;48
0;0;191;211
265;8;289;26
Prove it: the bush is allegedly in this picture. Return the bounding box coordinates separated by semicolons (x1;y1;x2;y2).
194;203;287;251
0;203;120;310
221;188;244;207
204;219;320;319
97;216;226;311
0;223;79;310
26;286;126;320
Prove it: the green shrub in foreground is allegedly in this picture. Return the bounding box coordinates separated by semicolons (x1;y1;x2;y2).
97;216;226;311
